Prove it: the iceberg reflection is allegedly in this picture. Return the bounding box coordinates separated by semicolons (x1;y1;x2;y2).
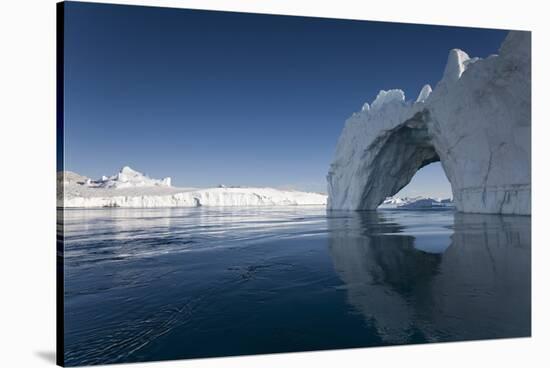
328;211;531;343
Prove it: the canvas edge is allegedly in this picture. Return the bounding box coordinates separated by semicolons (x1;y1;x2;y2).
56;1;66;367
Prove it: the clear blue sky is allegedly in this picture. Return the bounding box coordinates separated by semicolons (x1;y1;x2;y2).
63;1;508;195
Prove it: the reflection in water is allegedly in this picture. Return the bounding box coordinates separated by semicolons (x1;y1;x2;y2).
328;211;531;343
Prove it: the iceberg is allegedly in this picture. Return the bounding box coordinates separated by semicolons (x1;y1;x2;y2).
58;167;327;208
327;31;531;215
379;196;454;210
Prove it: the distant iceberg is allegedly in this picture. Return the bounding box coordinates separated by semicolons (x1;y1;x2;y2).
58;167;327;208
379;197;454;210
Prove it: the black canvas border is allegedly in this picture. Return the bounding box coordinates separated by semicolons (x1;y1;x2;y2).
56;2;65;366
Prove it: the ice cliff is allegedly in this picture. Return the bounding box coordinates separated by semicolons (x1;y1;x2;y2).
327;31;531;215
58;167;327;208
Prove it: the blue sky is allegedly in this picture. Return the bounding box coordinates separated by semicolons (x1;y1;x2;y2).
63;2;507;196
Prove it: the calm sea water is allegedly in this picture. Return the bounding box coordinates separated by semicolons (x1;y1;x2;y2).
60;207;531;366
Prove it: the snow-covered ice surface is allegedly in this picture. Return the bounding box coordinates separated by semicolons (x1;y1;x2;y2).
327;31;531;215
58;167;327;208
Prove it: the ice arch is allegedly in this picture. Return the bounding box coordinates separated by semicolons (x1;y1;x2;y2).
327;31;531;215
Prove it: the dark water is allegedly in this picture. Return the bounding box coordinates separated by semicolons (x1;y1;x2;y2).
60;207;531;366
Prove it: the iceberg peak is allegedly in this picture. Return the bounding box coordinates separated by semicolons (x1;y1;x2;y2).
120;166;138;174
442;48;470;83
415;84;432;103
82;166;173;189
370;89;405;111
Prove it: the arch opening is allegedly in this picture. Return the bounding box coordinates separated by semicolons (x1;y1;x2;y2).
358;116;452;209
390;162;452;201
